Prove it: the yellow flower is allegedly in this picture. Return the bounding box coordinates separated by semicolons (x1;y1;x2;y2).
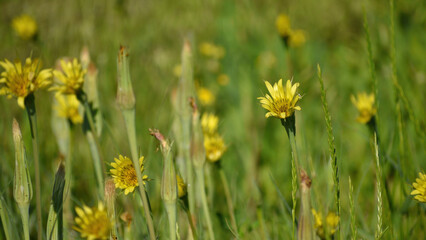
197;87;215;106
204;134;226;162
51;58;87;95
289;29;306;48
177;174;187;198
217;74;230;86
199;42;225;59
110;155;148;195
0;58;52;108
411;172;426;202
54;94;83;124
312;209;339;239
258;79;301;119
74;202;110;240
201;112;219;135
12;14;37;40
276;14;291;37
351;92;377;124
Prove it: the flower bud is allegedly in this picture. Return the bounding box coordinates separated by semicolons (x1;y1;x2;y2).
116;46;135;110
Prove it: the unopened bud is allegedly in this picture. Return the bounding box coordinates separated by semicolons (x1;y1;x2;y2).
116;46;136;110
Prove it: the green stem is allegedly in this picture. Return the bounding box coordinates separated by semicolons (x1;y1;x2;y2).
165;203;177;240
0;197;12;240
183;202;198;240
122;109;156;240
183;124;196;217
195;168;215;240
25;94;43;240
19;205;30;240
218;166;238;236
373;132;383;240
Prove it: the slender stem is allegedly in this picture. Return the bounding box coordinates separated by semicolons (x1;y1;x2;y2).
218;166;238;236
25;95;43;240
195;168;215;240
165;203;177;240
183;203;198;240
183;126;196;217
122;109;156;240
19;205;30;240
0;197;12;240
373;132;383;240
256;206;267;240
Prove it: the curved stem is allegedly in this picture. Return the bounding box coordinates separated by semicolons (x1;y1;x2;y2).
195;168;215;240
218;166;238;236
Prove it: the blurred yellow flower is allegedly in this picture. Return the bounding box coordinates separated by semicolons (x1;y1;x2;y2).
173;64;182;78
201;112;219;135
110;155;148;195
204;134;226;162
289;29;306;48
258;79;301;119
276;14;291;37
217;74;230;86
411;172;426;202
177;174;187;198
51;58;87;95
0;58;52;108
12;14;37;40
312;209;339;240
197;87;215;106
54;94;83;124
199;42;225;59
74;202;110;240
351;92;376;124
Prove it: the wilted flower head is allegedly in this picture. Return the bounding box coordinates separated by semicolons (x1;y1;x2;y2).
51;58;86;95
351;92;376;124
54;94;83;124
110;155;148;195
276;14;291;37
201;112;219;135
199;42;225;59
289;30;306;48
204;134;226;162
12;14;37;40
411;172;426;203
312;209;339;240
258;79;301;119
197;87;215;106
74;202;110;240
177;174;187;198
0;58;52;108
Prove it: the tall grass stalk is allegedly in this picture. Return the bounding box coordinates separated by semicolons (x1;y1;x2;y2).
373;132;383;240
117;46;156;240
0;196;12;240
281;115;298;240
195;168;215;240
24;94;43;240
317;64;340;238
363;7;378;107
349;177;357;240
217;164;238;236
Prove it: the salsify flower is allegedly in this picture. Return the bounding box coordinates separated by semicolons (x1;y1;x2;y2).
110;155;148;195
312;209;339;240
0;58;52;108
258;79;301;119
276;14;292;38
74;202;110;240
411;172;426;202
12;14;38;40
204;134;226;162
177;174;187;198
201;112;219;135
54;94;83;124
289;29;306;48
197;87;215;106
199;42;225;59
51;58;87;95
351;92;376;124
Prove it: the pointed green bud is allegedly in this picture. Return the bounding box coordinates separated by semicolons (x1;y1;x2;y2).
12;119;33;206
116;46;135;110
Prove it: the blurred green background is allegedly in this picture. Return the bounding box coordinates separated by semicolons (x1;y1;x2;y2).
0;0;425;239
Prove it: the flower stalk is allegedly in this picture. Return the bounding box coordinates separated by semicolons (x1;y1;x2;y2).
46;162;65;240
117;46;156;240
217;163;238;236
297;170;313;240
0;196;12;240
105;179;118;240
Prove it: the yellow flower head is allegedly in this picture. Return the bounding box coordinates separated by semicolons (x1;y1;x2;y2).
74;202;110;240
351;92;376;124
54;94;83;124
217;74;230;86
258;79;301;119
199;42;225;59
289;29;306;48
204;134;226;162
276;14;291;37
197;87;215;106
177;174;187;198
12;14;37;40
312;209;339;239
0;58;52;108
201;112;219;135
110;155;148;195
411;172;426;202
51;58;87;95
